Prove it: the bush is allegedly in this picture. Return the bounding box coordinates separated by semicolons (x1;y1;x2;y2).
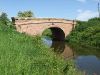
0;12;14;31
66;17;100;48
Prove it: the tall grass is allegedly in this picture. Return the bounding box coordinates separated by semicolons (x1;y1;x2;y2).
0;27;82;75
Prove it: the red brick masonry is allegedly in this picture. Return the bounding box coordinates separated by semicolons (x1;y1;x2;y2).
12;17;76;37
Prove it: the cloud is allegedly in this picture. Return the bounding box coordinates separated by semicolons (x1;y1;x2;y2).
76;10;98;21
77;0;86;2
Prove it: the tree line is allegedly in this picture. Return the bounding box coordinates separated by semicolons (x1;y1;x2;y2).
66;18;100;48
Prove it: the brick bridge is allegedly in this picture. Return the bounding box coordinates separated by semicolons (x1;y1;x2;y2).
12;17;76;41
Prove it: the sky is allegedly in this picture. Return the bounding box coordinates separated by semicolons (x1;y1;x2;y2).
0;0;99;21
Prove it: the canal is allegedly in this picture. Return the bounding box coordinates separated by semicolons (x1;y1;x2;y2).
43;37;100;75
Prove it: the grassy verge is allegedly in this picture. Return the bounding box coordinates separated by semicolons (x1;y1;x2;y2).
0;29;82;75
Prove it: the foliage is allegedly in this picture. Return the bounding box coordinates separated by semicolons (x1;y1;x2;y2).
66;17;100;48
17;10;34;17
0;13;9;25
42;29;53;38
0;12;14;31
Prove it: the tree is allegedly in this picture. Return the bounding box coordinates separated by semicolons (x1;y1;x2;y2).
17;10;34;17
0;12;9;25
66;17;100;48
0;12;13;31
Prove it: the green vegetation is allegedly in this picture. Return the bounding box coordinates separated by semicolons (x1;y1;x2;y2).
0;13;14;31
0;12;81;75
66;17;100;48
42;29;53;38
17;10;34;17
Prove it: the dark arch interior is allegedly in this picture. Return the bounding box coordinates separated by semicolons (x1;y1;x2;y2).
43;27;65;41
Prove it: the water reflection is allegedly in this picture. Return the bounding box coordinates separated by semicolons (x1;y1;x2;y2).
51;41;75;59
43;37;75;59
43;38;100;75
51;41;65;53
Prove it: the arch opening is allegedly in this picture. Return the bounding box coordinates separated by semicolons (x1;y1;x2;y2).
42;27;65;41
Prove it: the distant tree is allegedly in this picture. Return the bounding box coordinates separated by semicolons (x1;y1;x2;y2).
17;10;34;17
0;12;9;25
0;12;14;31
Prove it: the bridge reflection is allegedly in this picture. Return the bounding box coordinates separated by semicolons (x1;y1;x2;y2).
51;41;75;59
43;38;100;59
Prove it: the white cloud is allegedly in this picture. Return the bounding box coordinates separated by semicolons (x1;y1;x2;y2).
76;10;98;21
77;0;86;2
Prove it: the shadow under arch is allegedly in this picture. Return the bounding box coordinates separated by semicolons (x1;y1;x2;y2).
42;27;65;41
51;41;65;54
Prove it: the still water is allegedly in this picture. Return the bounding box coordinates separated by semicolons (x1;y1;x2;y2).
43;38;100;75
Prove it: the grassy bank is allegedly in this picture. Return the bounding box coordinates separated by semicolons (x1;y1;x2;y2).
0;29;60;74
0;28;82;75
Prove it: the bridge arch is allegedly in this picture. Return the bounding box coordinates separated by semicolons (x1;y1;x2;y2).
42;27;65;41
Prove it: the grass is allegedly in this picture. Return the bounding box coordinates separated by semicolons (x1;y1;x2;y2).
0;28;82;75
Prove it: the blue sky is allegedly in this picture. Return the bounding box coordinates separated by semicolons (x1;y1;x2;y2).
0;0;99;21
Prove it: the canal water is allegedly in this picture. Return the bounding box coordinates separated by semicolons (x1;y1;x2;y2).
43;38;100;75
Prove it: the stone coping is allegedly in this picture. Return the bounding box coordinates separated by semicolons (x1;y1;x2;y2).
11;17;74;21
